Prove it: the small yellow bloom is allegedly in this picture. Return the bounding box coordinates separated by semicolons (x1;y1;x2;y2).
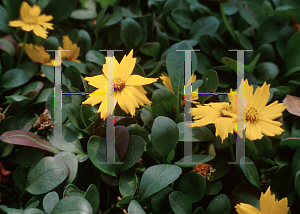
235;186;289;214
159;73;200;106
190;102;236;143
9;1;53;39
24;43;50;65
60;35;80;62
228;80;286;141
83;50;158;119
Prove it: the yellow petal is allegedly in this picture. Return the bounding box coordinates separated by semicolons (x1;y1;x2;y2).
32;24;48;39
82;89;106;106
123;88;139;108
245;121;263;141
235;203;262;214
244;79;253;110
269;197;289;214
252;82;271;112
126;86;151;106
98;98;108;119
118;49;136;81
119;90;136;116
260;187;275;214
191;113;220;127
126;75;158;86
160;74;174;94
30;4;41;17
85;75;107;89
257;117;284;137
20;1;31;20
102;57;120;77
21;24;34;32
9;20;26;27
260;101;286;120
214;117;234;143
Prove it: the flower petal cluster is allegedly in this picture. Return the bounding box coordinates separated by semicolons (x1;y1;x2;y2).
9;1;53;39
83;50;158;119
235;186;289;214
190;79;286;142
160;73;200;106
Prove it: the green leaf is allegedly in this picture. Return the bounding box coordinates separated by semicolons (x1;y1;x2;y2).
84;184;100;214
13;166;28;191
271;164;290;197
121;18;143;49
276;26;295;60
208;156;232;182
119;169;137;197
0;38;16;56
25;196;39;209
166;41;197;97
138;164;182;202
50;196;93;214
177;172;206;203
193;207;205;214
256;15;284;46
151;186;173;212
189;16;219;39
121;135;144;172
177;122;214;142
175;155;215;168
46;0;76;22
151;116;179;159
24;208;45;214
206;180;222;195
169;191;192;214
151;89;176;116
171;9;193;29
87;136;121;177
239;2;264;29
78;30;91;57
70;9;97;20
206;194;231;214
26;157;69;195
13;147;45;167
255;62;279;84
86;50;105;66
55;151;78;185
65;66;82;89
233;186;260;209
98;0;118;8
240;156;261;190
140;42;161;59
5;95;30;104
285;32;300;77
127;124;149;144
0;69;34;89
295;171;300;197
128;200;146;214
197;69;219;104
2;0;22;18
274;5;296;22
43;192;59;214
280;138;300;149
196;53;212;75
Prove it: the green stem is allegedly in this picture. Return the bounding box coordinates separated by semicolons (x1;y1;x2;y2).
2;104;11;115
220;3;239;45
17;31;29;67
228;134;235;163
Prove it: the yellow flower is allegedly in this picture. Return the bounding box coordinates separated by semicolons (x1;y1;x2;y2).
59;35;80;62
159;73;200;106
83;50;158;119
24;43;51;65
235;186;289;214
190;102;236;143
228;80;286;141
9;1;53;39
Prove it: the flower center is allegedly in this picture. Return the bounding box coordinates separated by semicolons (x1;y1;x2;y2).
114;78;125;92
245;107;258;122
220;105;232;118
24;15;37;24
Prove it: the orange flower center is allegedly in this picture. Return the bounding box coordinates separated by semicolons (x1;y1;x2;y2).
114;78;125;92
245;107;258;122
220;104;232;118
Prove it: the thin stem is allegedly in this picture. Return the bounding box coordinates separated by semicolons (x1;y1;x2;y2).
17;31;29;67
2;104;11;115
220;3;239;45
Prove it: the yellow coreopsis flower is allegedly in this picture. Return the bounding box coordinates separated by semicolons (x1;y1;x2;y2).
59;35;80;62
9;1;53;39
83;50;158;119
24;43;51;65
228;80;286;141
159;73;200;106
235;186;289;214
190;102;236;143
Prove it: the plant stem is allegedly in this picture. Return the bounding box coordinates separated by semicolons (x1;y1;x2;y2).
220;3;239;45
2;104;11;115
175;94;181;117
17;31;29;67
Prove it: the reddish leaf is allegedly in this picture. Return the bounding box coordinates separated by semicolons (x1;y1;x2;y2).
101;173;119;186
283;95;300;117
115;125;129;160
0;130;60;153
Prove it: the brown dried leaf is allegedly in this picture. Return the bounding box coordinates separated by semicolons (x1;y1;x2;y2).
283;95;300;117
